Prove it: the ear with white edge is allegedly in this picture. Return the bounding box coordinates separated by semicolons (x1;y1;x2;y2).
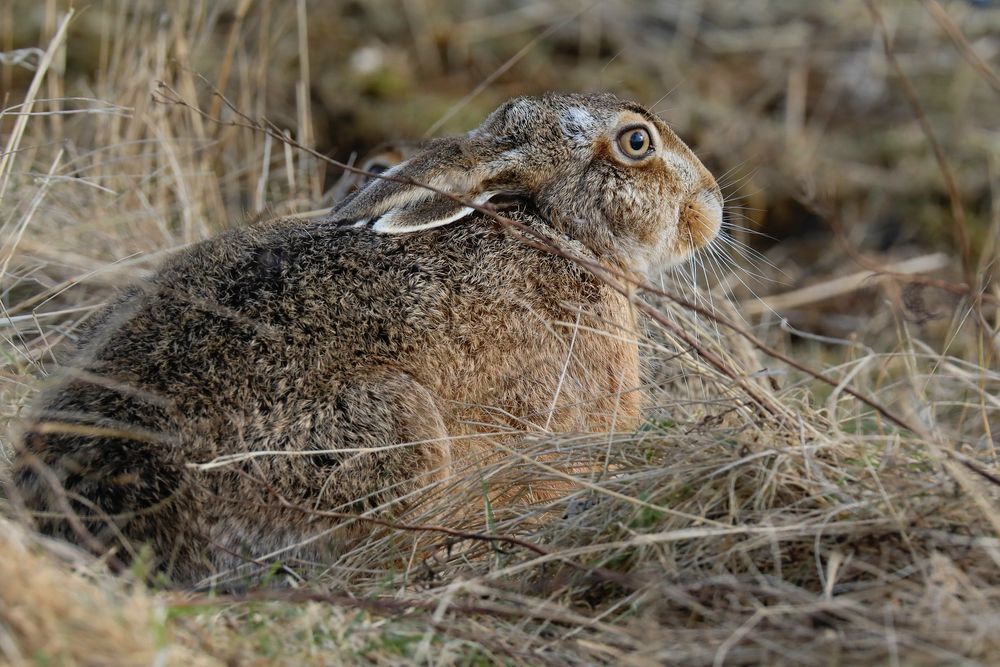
371;191;497;234
370;193;470;234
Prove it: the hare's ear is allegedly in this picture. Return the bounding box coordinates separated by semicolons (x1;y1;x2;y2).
331;138;503;234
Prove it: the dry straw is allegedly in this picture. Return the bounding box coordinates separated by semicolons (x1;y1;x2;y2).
1;1;998;665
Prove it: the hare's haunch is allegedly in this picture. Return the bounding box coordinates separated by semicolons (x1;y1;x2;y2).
10;92;721;586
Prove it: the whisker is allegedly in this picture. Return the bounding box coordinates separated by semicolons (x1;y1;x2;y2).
716;235;786;277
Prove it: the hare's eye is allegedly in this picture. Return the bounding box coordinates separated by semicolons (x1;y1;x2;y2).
617;127;653;159
367;163;389;175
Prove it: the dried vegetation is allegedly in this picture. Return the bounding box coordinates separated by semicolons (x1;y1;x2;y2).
1;1;999;665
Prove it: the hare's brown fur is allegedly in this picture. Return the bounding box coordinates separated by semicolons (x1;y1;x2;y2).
12;213;638;584
10;92;719;586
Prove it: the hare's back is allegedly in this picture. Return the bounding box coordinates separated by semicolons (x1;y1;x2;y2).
40;213;596;419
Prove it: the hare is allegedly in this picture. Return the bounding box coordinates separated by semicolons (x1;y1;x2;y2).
9;92;722;587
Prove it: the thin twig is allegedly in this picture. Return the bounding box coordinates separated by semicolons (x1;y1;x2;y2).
806;197;1000;308
864;1;986;341
169;588;633;639
237;469;640;589
422;12;581;137
922;0;1000;96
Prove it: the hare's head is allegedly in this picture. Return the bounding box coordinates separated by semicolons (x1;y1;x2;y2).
332;92;722;275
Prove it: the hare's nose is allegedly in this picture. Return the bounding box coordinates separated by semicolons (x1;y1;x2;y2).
684;187;723;249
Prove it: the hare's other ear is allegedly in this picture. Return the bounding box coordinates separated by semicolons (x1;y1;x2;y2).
331;138;504;234
332;139;492;234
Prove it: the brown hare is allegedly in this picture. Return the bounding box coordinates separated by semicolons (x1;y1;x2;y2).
10;92;722;587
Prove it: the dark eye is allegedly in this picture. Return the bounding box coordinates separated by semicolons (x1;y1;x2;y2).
367;163;389;175
617;127;652;159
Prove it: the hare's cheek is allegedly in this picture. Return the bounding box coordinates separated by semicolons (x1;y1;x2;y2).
599;171;668;246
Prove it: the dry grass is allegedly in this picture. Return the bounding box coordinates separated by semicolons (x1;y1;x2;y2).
0;517;216;666
2;1;999;665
